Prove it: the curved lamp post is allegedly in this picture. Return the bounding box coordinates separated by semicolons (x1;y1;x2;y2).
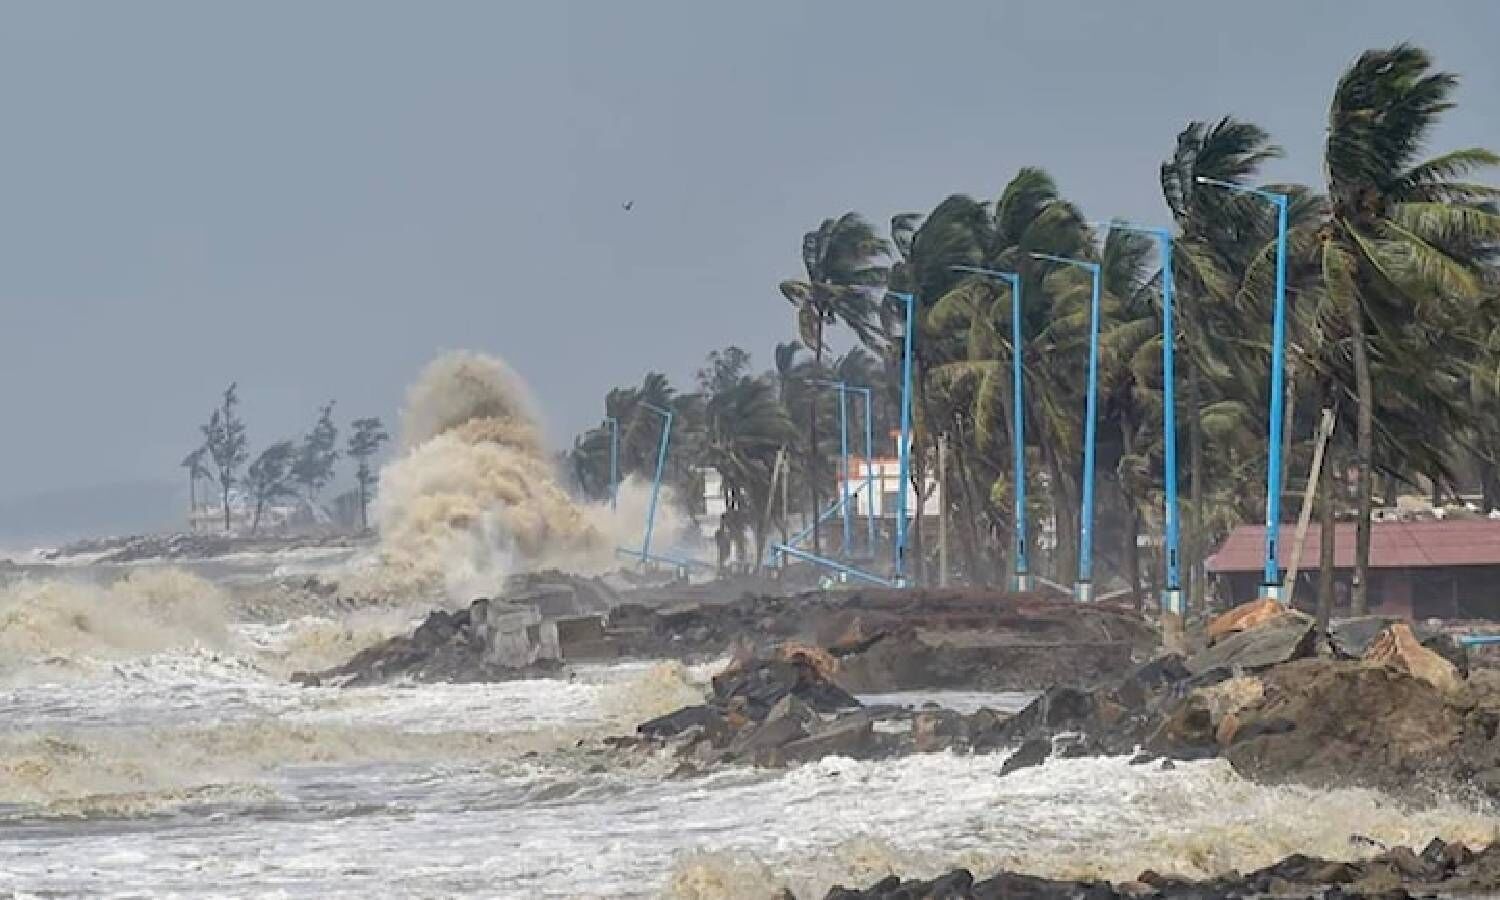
1196;176;1291;600
1031;252;1102;603
1095;221;1182;617
950;264;1030;592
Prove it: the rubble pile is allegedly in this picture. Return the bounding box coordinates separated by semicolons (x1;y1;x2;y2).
624;643;1015;770
819;837;1500;899
993;600;1500;801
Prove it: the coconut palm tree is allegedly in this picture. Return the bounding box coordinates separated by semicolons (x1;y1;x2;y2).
1312;43;1500;612
779;213;890;554
700;374;797;568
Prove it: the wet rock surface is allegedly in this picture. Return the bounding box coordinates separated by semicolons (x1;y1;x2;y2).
816;838;1500;898
993;607;1500;802
628;643;1015;767
301;584;1153;692
608;587;1153;691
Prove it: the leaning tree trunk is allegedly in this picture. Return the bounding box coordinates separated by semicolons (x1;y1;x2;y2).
1120;419;1143;610
1186;362;1206;613
948;430;987;584
1317;439;1338;632
1345;299;1375;616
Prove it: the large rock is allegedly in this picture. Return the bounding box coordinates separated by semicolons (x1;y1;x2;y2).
1328;616;1403;658
779;717;876;763
1363;623;1462;693
1185;613;1315;676
1207;598;1286;643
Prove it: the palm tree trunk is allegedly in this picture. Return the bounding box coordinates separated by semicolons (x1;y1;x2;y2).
1187;362;1206;613
1317;439;1337;632
950;436;987;584
809;323;823;557
222;483;233;533
1345;299;1375;615
1120;419;1143;609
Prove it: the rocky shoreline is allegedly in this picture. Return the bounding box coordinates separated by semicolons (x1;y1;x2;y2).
294;582;1155;691
817;837;1500;899
989;603;1500;803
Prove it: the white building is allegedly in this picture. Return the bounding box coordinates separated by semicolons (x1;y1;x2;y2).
836;431;942;521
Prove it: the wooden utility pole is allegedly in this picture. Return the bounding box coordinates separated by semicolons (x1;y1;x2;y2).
1283;408;1336;609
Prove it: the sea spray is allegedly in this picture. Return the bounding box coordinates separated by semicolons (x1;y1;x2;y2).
0;569;231;675
367;350;683;601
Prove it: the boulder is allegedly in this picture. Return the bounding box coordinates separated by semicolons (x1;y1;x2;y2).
1185;613;1316;676
1328;616;1403;659
1421;631;1470;678
638;705;725;739
780;718;877;763
1207;598;1286;643
1363;623;1461;693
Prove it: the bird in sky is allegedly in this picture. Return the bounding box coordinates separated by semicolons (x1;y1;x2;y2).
622;201;634;211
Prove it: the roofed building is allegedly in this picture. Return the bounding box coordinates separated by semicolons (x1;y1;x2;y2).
1206;519;1500;620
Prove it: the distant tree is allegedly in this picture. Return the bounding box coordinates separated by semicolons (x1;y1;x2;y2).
180;447;210;515
292;401;340;501
201;383;249;532
696;346;753;396
244;441;299;535
347;417;390;530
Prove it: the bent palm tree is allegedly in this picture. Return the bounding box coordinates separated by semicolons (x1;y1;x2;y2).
779;213;890;554
1314;43;1500;612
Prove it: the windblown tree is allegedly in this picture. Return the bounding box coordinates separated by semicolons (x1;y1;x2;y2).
1310;44;1500;612
1160;117;1287;608
779;213;890;554
347;417;390;531
180;447;210;515
201;382;249;532
699;370;796;568
292;401;340;502
244;441;298;535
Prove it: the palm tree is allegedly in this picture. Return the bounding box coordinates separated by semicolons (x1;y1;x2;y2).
181;447;210;517
700;374;797;567
1313;44;1500;612
779;213;890;554
1160;117;1285;608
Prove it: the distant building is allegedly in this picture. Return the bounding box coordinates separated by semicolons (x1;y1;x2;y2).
836;430;942;522
1207;519;1500;619
188;489;326;535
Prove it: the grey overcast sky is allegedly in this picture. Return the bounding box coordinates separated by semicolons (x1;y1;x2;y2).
2;1;1498;525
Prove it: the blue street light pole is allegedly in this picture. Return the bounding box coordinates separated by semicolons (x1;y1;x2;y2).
1031;252;1102;603
1097;222;1182;616
1197;176;1291;600
639;402;673;565
888;291;917;586
811;379;854;557
604;416;620;510
951;265;1030;592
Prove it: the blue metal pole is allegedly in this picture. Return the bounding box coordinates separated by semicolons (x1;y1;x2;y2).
1008;275;1029;593
640;403;672;565
892;291;916;585
1195;177;1292;601
1079;264;1102;603
858;386;875;556
838;383;851;557
1160;233;1183;615
1030;254;1101;602
605;416;619;510
1264;195;1290;599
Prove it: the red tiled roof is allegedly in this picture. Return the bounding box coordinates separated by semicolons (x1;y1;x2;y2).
1206;519;1500;573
